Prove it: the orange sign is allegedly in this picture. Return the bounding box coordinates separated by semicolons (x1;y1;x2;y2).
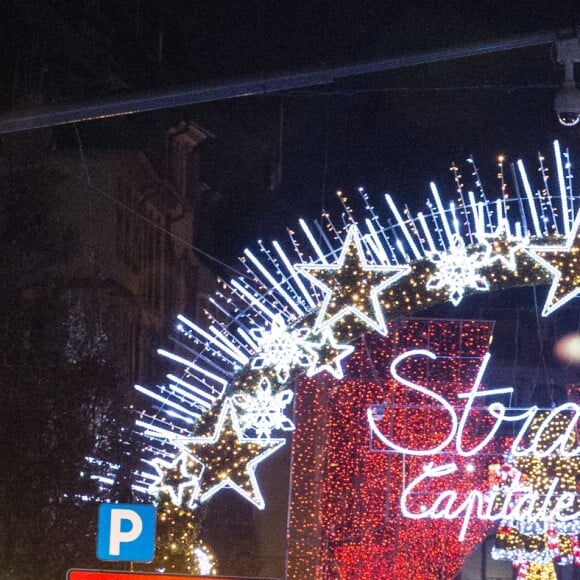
67;571;276;580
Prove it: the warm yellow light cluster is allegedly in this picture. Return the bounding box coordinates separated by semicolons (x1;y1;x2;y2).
146;498;203;573
525;562;557;580
494;412;579;573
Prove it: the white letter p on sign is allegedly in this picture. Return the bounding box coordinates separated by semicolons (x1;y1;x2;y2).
109;508;143;556
97;503;156;562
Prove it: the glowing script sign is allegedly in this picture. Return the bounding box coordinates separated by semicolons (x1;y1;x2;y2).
367;349;580;540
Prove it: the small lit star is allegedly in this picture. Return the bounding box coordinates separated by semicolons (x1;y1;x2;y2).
149;453;199;507
479;219;529;271
303;329;355;380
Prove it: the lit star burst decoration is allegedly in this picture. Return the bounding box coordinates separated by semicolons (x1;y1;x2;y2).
130;140;580;512
232;377;295;438
295;225;410;335
526;210;580;316
174;398;285;509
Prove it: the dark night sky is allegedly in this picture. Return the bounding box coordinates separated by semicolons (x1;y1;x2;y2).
137;0;580;248
2;1;580;252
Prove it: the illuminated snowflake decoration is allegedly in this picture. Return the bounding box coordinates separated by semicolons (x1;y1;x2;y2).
250;315;313;383
232;377;295;438
426;234;492;305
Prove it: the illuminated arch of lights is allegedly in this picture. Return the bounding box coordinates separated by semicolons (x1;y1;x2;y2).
129;140;579;514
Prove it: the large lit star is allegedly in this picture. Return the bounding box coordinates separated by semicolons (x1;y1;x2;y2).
175;398;285;509
526;211;580;316
295;226;409;335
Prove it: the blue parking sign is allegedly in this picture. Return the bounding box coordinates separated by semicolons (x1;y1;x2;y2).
97;504;156;562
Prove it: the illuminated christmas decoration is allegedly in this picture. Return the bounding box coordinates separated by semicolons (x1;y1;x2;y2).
295;225;410;336
249;314;313;383
131;141;580;578
193;544;216;575
174;398;285;509
288;320;500;579
526;209;580;316
483;219;529;271
426;233;491;305
492;412;580;579
232;377;295;438
149;454;199;507
303;328;355;380
143;497;204;574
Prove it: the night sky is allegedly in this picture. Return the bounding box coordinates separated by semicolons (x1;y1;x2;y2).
136;0;580;250
2;1;580;281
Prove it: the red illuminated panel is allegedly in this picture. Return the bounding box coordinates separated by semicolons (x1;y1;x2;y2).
288;319;499;580
68;571;276;580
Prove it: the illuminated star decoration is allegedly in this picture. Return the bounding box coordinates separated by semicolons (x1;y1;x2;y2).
526;210;580;316
426;233;492;305
250;315;313;383
130;140;580;511
480;219;529;271
303;329;355;380
296;225;410;335
175;398;285;509
232;377;295;438
149;453;199;507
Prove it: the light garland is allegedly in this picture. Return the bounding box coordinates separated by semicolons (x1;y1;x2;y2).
144;497;207;574
130;141;579;577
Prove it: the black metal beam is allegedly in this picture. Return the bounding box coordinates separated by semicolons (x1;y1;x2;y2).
0;31;555;135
